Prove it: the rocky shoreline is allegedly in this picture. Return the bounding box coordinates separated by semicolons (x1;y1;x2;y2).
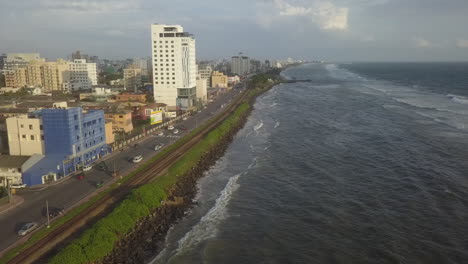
101;102;253;264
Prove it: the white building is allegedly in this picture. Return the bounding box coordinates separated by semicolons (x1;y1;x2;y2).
196;74;208;105
151;24;197;109
231;56;250;76
68;59;97;91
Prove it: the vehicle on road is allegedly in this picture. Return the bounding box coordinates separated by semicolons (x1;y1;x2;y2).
132;155;143;163
96;162;107;171
167;125;174;130
18;222;38;236
154;144;163;151
83;164;92;172
95;181;104;188
182;117;188;121
42;207;64;218
173;129;179;134
76;172;85;180
10;183;27;189
157;132;164;136
180;126;187;131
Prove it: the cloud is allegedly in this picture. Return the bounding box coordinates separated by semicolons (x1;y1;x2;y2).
414;37;433;48
264;0;348;31
456;39;468;48
41;0;141;13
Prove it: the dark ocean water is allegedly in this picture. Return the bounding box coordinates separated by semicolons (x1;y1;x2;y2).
151;63;468;264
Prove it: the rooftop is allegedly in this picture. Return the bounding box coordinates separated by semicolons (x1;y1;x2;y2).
0;155;31;168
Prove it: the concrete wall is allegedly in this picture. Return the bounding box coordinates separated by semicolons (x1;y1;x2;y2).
6;117;44;156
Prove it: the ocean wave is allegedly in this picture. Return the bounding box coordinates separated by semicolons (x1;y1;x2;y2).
254;121;263;131
447;94;468;105
274;121;280;128
173;173;241;254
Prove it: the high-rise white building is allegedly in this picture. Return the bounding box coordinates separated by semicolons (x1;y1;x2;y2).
231;56;250;76
151;24;197;109
68;59;97;91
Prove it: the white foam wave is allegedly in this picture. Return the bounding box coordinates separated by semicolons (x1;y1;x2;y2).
254;121;263;131
448;94;468;105
274;121;280;128
174;173;241;254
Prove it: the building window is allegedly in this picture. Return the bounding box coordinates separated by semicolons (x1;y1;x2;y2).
77;135;80;140
20;124;24;128
41;135;44;140
77;146;80;151
29;125;33;130
40;125;43;130
173;82;176;84
75;125;78;130
119;115;123;118
155;77;158;80
22;135;26;139
74;114;78;120
30;135;34;140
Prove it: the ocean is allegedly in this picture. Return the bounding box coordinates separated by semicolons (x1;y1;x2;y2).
151;63;468;264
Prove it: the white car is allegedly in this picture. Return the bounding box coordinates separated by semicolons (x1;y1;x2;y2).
182;117;188;121
132;155;143;163
154;144;163;151
157;132;164;136
167;125;174;130
83;165;92;172
10;183;27;189
18;222;38;236
173;129;179;134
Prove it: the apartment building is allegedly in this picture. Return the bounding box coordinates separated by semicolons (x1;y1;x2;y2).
123;65;143;92
68;59;97;91
231;56;250;76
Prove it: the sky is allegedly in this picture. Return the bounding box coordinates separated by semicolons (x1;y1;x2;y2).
1;0;468;61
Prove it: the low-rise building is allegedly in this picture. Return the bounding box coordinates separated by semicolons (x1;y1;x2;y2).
115;93;146;103
211;71;228;88
6;116;45;156
105;110;133;133
132;103;167;121
228;75;240;86
105;120;114;144
0;155;41;186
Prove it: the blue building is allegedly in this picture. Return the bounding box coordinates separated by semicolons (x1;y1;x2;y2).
22;107;111;186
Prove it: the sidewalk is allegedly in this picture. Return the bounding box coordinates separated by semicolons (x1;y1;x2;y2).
0;196;24;215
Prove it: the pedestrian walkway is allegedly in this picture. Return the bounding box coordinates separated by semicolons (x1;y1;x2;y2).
0;196;24;215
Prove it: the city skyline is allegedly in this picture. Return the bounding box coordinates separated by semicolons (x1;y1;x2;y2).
1;0;468;61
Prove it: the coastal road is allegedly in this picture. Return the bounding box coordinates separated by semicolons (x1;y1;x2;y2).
0;86;243;254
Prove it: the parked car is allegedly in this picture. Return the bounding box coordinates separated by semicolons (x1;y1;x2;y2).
76;172;85;180
173;129;179;134
180;126;188;131
167;125;174;130
95;181;104;188
18;222;38;236
132;155;143;163
96;162;107;171
154;144;162;151
182;117;188;121
82;165;92;172
10;183;27;189
157;132;164;136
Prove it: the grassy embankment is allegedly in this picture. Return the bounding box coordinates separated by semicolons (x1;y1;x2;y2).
49;102;251;264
